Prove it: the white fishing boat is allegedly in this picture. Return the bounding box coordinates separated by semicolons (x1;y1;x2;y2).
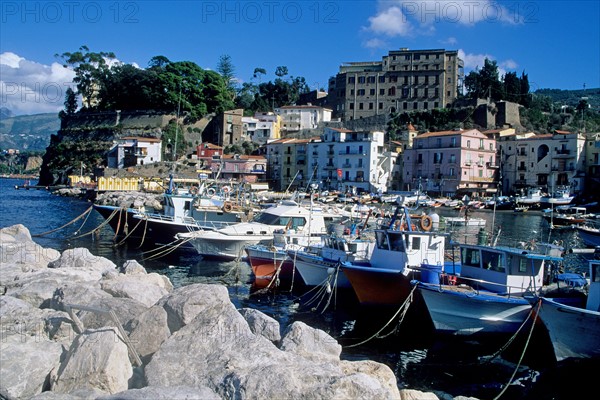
537;259;600;361
178;200;335;260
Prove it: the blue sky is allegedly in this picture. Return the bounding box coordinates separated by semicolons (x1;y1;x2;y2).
1;0;599;115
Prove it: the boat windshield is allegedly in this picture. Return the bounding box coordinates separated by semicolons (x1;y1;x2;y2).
253;213;306;229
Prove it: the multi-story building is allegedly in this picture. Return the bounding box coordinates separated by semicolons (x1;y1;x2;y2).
403;129;497;197
204;109;245;146
274;105;332;132
499;130;586;194
218;154;266;184
584;132;600;192
107;136;162;169
242;112;282;145
328;48;464;121
266;138;317;191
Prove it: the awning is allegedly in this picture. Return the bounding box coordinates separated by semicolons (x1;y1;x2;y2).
248;183;270;191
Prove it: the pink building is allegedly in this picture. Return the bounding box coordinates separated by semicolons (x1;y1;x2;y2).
403;129;498;197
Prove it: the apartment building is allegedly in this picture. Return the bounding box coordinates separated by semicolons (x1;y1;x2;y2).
403;129;497;197
274;105;332;132
328;48;464;121
242;112;282;145
107;137;162;169
265;127;394;193
498;130;586;194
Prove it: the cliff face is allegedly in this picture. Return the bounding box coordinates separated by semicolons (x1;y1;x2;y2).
38;111;172;186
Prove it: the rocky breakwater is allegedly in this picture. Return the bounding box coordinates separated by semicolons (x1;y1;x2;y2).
0;224;451;399
93;191;164;211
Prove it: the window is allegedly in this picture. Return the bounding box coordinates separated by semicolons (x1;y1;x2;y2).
370;89;375;95
467;140;471;148
376;231;389;250
449;167;455;176
411;236;421;250
378;102;383;109
402;87;409;98
379;76;386;83
357;89;365;96
349;103;354;110
449;154;456;163
369;102;373;110
436;138;442;147
404;76;409;84
368;76;375;84
388;87;396;96
358;103;363;110
403;102;408;110
348;77;355;83
413;102;418;109
358;76;365;84
424;102;428;109
380;88;385;95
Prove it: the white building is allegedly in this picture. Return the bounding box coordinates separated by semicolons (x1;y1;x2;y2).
242;112;281;145
499;130;586;194
274;105;332;132
107;137;162;169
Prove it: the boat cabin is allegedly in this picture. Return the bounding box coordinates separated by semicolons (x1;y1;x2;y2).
457;243;563;295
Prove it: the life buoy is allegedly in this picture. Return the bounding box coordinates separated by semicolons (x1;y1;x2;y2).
222;186;231;194
420;215;433;231
207;188;216;196
223;202;232;213
190;186;198;195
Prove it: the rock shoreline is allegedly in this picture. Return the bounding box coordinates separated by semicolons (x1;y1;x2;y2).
0;224;474;400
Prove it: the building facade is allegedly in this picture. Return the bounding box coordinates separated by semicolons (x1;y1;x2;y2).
107;137;162;169
328;48;464;121
242;112;282;145
499;130;586;195
403;129;497;197
274;105;332;132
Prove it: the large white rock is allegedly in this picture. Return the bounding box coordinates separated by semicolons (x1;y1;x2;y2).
123;305;170;362
145;283;401;399
280;321;342;362
0;335;64;399
0;225;61;269
48;248;116;273
100;274;169;307
53;327;133;395
238;307;281;343
97;385;220;399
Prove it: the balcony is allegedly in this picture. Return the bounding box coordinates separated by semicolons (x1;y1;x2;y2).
324;164;337;170
338;150;366;155
327;151;335;156
486;161;500;168
518;166;527;171
554;149;573;158
470;177;494;183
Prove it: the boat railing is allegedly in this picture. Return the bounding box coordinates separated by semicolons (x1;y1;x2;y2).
432;273;539;298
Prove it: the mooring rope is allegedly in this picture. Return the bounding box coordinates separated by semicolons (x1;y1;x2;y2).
69;207;120;240
73;206;93;236
493;300;541;400
143;236;194;260
32;205;94;237
113;215;146;247
135;217;149;249
112;208;125;242
345;284;418;348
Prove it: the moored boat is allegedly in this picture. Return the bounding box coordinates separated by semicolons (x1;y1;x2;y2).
340;206;447;307
575;225;600;247
537;259;600;361
413;241;565;336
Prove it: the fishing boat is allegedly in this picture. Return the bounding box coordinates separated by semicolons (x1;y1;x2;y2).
543;206;587;227
413;242;565;336
515;188;545;207
340;207;447;307
179;200;335;260
540;186;575;206
93;177;248;248
289;232;375;289
575;225;600;247
537;259;600;361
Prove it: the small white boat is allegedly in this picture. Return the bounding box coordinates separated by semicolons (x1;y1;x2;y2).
575;225;600;247
443;216;486;227
537;259;600;361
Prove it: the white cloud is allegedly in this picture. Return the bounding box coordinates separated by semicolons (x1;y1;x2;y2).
501;59;518;70
1;52;76;116
442;37;458;45
363;38;388;50
366;6;412;37
363;1;522;42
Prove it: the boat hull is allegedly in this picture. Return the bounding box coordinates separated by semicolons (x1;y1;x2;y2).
341;265;416;306
246;246;294;282
294;252;353;289
576;226;600;247
417;283;533;335
538;297;600;361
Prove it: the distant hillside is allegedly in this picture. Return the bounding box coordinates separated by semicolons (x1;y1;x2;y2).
534;88;600;109
0;113;60;152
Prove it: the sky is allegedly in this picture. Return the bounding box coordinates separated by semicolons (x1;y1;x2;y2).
1;0;599;116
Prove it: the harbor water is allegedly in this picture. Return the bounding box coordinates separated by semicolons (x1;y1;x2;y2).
1;177;597;399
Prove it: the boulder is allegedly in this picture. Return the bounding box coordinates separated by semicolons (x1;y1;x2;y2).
280;321;342;362
97;385;220;399
53;327;133;395
100;274;170;307
48;248;116;273
0;225;61;269
123;305;170;363
145;283;400;399
239;307;281;343
0;335;64;399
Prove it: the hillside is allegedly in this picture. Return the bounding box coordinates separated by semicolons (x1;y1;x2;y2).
534;87;600;109
0;113;60;151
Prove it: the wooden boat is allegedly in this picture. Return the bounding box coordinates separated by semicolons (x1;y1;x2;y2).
544;206;588;227
413;242;565;336
340;207;447;307
537;259;600;361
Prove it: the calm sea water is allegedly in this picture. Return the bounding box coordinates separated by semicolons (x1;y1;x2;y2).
1;177;595;399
